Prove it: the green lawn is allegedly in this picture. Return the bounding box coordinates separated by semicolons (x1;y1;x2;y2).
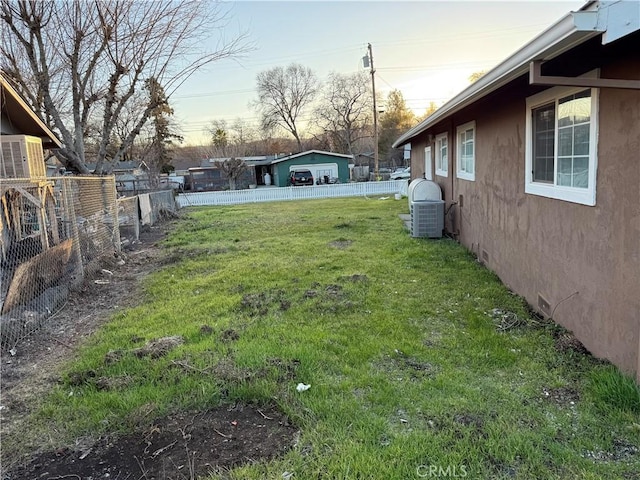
14;198;640;478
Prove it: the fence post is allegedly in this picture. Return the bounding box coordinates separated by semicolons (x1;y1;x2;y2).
62;177;84;286
105;177;121;253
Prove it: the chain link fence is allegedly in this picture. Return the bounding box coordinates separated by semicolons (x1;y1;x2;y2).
0;176;120;348
139;190;177;226
117;195;140;247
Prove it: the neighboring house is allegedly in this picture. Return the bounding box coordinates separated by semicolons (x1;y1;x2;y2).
270;150;352;187
183;156;271;191
393;1;640;380
1;73;61;178
186;165;257;191
1;73;64;309
183;151;353;190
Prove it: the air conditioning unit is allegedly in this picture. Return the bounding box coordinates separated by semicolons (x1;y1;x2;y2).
0;135;47;179
411;199;445;238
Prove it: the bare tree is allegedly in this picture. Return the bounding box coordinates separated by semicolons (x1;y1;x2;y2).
1;0;249;174
206;118;259;158
230;117;258;155
312;71;372;155
213;157;247;190
253;63;319;152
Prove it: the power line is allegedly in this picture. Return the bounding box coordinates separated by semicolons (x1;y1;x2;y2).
174;88;255;99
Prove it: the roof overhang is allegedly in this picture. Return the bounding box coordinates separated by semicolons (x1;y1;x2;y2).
393;6;608;148
0;74;62;149
270;150;354;165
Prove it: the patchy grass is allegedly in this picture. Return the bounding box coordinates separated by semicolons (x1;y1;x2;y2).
7;198;640;479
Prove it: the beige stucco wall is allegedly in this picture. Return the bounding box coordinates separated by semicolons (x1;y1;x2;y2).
409;60;640;379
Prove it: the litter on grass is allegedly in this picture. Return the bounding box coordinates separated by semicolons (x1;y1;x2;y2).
296;383;311;392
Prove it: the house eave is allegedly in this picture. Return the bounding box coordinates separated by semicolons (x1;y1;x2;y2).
270;150;354;165
392;9;605;148
0;73;62;149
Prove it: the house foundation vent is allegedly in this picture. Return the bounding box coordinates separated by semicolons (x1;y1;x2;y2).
410;200;445;238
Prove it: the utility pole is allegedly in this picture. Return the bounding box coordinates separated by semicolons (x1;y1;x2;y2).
366;43;379;180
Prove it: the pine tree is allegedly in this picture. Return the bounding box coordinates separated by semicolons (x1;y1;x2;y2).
145;78;183;184
378;90;416;167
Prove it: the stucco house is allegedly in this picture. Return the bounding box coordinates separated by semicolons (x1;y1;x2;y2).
393;1;639;380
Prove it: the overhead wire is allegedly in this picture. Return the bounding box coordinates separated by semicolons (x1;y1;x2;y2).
173;20;557;140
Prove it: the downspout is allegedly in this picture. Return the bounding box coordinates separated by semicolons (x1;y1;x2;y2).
447;121;459;241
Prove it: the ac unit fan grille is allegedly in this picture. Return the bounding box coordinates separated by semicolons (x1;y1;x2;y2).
410;200;444;238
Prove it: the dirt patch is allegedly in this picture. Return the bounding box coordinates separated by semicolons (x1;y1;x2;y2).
542;386;580;406
554;332;589;355
238;289;287;317
0;221;299;475
4;404;298;479
220;328;240;342
583;438;640;462
329;238;352;249
340;274;368;283
132;335;185;358
373;350;437;382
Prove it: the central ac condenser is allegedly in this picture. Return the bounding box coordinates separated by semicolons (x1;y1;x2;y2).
410;200;444;238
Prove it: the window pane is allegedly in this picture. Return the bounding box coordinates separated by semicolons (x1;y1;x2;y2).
442;148;448;170
558;100;572;128
534;156;554;183
532;103;555;183
559;90;591;127
558;128;573;157
536;107;554;130
466;128;474;141
555;91;590;187
574;124;590;156
557;156;589;188
558;158;573;186
437;137;448;172
573;157;589;188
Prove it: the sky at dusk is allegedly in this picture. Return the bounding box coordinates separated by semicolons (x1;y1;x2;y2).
172;0;586;145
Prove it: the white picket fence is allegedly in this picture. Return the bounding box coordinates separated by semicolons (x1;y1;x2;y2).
177;180;410;207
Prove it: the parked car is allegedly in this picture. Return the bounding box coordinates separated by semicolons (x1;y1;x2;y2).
316;174;339;185
390;167;410;180
289;169;314;186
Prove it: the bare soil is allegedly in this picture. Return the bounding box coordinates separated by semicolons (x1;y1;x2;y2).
0;222;297;479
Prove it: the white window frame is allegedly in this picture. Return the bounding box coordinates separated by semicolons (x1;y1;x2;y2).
456;121;475;182
525;85;599;206
435;132;448;177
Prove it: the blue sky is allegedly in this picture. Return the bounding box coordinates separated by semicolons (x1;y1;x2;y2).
173;0;586;144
